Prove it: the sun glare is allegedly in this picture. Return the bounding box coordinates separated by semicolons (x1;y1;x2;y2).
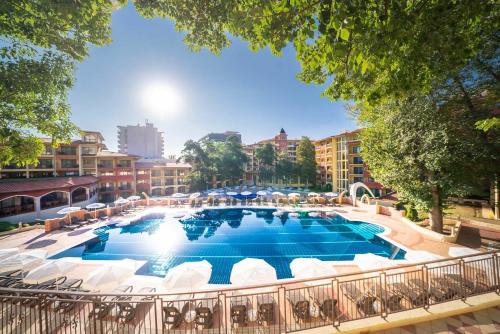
141;81;183;115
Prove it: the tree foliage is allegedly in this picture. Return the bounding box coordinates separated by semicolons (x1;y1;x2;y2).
296;136;317;186
134;0;498;105
0;0;121;166
178;137;248;190
255;143;276;182
359;92;498;232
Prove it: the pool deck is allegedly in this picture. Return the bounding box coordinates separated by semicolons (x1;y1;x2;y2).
0;204;473;291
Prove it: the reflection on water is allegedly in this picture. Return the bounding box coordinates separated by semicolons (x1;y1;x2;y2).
51;208;405;283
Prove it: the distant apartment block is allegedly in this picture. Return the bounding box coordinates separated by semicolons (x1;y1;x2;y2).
314;130;386;196
0;131;190;222
117;121;164;158
200;131;242;143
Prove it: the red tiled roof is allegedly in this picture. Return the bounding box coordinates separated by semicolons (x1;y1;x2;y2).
0;176;98;194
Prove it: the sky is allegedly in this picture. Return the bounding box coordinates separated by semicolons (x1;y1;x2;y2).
69;3;357;157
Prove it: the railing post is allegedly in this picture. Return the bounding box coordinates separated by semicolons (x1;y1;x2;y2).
154;296;160;334
38;296;44;334
493;253;500;294
459;259;467;300
380;272;387;318
423;265;430;309
332;278;340;327
220;292;228;334
278;286;286;333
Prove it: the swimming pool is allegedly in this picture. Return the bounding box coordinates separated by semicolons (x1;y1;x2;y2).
51;208;405;284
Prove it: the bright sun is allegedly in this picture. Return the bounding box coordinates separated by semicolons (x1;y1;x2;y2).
141;81;183;115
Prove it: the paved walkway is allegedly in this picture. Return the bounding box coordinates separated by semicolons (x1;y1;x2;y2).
372;306;500;334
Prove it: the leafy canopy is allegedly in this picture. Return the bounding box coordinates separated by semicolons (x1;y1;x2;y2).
296;136;317;185
0;0;121;166
134;0;498;105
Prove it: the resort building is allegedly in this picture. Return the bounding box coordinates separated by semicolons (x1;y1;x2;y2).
243;128;300;184
314;130;386;195
117;121;165;158
0;131;190;222
135;159;191;197
200;131;242;143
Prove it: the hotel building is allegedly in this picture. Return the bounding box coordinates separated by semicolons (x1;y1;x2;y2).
314;130;386;196
117;121;165;158
0;131;190;222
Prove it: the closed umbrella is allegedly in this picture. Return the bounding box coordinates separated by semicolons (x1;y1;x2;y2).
0;250;47;273
230;258;277;286
83;259;137;291
162;260;212;290
189;192;201;199
23;258;77;285
0;248;19;261
86;202;105;219
290;258;337;279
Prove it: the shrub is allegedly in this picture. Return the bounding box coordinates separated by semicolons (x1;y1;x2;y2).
0;222;17;232
405;204;419;222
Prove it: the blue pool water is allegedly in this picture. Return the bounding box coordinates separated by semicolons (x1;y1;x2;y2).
51;208;405;283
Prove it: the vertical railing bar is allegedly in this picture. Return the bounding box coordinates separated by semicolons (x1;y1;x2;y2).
459;259;466;301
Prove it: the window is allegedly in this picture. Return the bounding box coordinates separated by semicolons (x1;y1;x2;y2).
63;171;79;176
37;159;53;169
99;160;113;168
100;171;114;176
83;134;97;143
352;146;361;154
164;170;175;176
353;176;364;183
81;147;97;155
117;160;131;168
353;167;364;175
61;159;77;168
43;145;53;155
353;156;363;164
58;146;76;155
119;170;132;176
137;170;147;175
151;170;161;177
83;171;96;176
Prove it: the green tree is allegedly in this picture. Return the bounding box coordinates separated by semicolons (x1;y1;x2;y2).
178;140;214;191
359;94;497;233
1;1;122;166
255;143;276;183
134;1;498;105
212;136;249;186
296;137;317;187
275;152;294;184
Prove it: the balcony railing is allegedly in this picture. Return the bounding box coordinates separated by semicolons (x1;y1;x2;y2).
99;187;114;192
0;251;497;333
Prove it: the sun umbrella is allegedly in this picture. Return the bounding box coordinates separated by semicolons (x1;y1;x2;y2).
23;258;77;285
0;250;47;273
230;258;277;286
207;192;220;196
308;192;320;197
272;192;284;197
57;206;81;222
354;253;398;271
290;258;337;279
126;195;141;201
162;260;212;290
189;192;201;199
324;192;337;197
86;202;105;219
114;197;129;205
256;190;268;196
288;193;300;197
171;193;186;198
240;191;252;199
0;248;19;261
226;191;238;196
82;259;138;291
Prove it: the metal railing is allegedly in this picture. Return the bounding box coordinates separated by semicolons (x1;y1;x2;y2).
0;251;498;334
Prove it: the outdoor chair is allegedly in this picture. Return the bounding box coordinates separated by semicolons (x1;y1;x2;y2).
308;287;337;320
194;299;218;329
390;282;427;307
257;294;275;325
445;273;490;294
230;297;250;327
88;285;133;319
369;283;403;312
409;278;456;302
52;288;92;313
163;300;194;329
98;213;109;221
116;287;156;323
287;291;310;322
340;282;378;316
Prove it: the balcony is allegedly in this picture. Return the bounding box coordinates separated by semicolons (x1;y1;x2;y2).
99;187;114;192
59;164;79;169
97;164;114;169
118;185;132;191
